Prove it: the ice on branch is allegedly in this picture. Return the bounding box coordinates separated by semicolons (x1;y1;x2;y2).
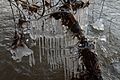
92;19;104;31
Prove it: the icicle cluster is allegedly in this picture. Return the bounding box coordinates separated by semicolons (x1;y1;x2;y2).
8;0;103;80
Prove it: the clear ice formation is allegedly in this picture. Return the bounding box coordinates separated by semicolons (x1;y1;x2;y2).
10;44;35;66
92;19;104;31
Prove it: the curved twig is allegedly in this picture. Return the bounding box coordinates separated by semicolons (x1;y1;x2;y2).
36;11;70;20
51;0;61;7
99;0;105;19
9;0;17;30
41;0;45;16
11;2;26;19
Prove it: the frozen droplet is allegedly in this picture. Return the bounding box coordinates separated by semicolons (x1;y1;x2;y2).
100;45;108;54
29;29;37;40
92;19;104;31
99;35;106;42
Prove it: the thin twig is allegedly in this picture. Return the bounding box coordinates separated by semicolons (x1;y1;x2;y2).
9;0;17;29
99;0;105;19
11;2;26;19
41;0;45;16
34;11;71;21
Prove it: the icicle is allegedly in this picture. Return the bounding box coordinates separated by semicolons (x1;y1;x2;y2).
42;36;45;56
48;37;51;66
55;37;59;69
32;52;35;65
29;52;35;67
48;37;50;65
29;54;32;67
54;37;57;69
57;37;60;68
63;37;67;80
59;37;62;69
70;57;73;79
46;36;48;64
39;37;42;63
51;37;54;70
36;21;40;38
66;36;70;80
67;57;70;80
61;37;64;66
72;57;75;76
44;36;46;59
64;37;68;80
52;37;54;70
56;37;59;69
59;37;62;68
29;22;37;40
53;37;56;70
49;54;52;69
45;36;48;57
59;37;63;67
55;37;57;69
50;37;53;70
64;57;67;80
